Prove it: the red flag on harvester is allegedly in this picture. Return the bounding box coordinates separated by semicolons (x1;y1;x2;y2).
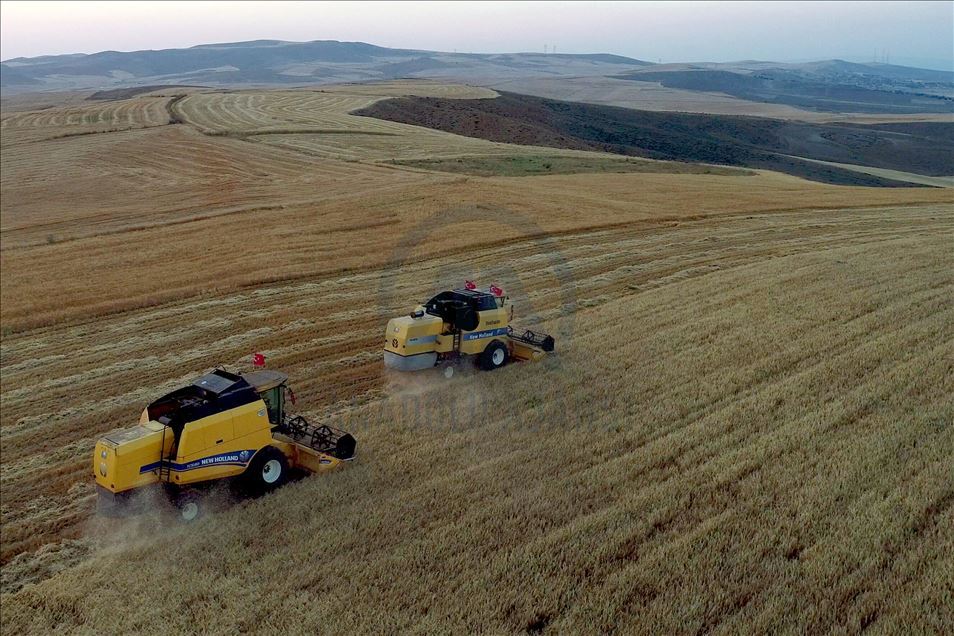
489;284;503;297
287;386;297;405
465;280;477;290
253;353;266;367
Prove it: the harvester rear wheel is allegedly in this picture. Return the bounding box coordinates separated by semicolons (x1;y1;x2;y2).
479;340;509;371
244;446;289;494
175;491;203;523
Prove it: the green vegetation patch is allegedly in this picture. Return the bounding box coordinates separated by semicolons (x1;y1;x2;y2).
391;155;755;177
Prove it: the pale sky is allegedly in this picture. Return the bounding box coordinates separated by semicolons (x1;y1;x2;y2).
2;1;952;70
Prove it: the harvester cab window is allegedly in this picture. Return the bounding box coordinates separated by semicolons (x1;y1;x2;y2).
260;386;284;425
241;369;291;426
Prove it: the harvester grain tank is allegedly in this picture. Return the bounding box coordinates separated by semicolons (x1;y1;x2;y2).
93;368;355;521
384;284;554;372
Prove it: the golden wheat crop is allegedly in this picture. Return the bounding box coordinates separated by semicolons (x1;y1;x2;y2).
2;212;951;633
1;81;951;634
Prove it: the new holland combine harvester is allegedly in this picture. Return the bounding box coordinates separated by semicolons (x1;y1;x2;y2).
93;368;355;521
384;282;555;373
94;282;550;522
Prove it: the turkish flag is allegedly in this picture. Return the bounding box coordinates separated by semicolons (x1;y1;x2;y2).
253;353;266;367
489;284;504;297
465;280;477;290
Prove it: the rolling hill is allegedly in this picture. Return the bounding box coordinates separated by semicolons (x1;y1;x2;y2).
0;39;651;92
4;39;953;123
615;65;954;114
355;91;954;185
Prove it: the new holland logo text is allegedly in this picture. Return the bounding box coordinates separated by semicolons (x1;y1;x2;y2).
462;327;509;341
190;453;239;469
140;450;256;474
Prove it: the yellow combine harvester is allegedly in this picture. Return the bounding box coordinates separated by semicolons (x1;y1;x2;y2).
93;368;355;521
384;285;555;372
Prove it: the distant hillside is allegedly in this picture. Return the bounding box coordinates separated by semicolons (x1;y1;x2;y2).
790;59;954;84
356;91;954;186
0;39;651;93
617;62;954;114
4;39;951;119
0;63;40;86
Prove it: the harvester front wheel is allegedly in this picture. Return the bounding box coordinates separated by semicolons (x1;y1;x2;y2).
244;447;289;494
479;340;509;371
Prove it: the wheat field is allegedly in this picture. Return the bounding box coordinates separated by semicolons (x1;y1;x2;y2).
172;83;582;162
1;81;952;633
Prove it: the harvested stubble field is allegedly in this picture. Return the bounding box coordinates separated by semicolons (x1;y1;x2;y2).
1;80;952;633
390;155;754;177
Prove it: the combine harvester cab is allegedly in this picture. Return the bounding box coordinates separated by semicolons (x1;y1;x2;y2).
384;284;554;372
93;368;355;521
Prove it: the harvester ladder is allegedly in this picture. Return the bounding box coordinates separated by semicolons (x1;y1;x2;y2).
157;425;172;482
453;331;461;352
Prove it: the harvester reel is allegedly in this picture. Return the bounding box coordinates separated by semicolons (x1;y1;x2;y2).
284;415;308;440
311;425;336;452
278;414;354;456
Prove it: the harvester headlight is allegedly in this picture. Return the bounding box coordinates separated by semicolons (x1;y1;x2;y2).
101;449;107;459
99;462;107;477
